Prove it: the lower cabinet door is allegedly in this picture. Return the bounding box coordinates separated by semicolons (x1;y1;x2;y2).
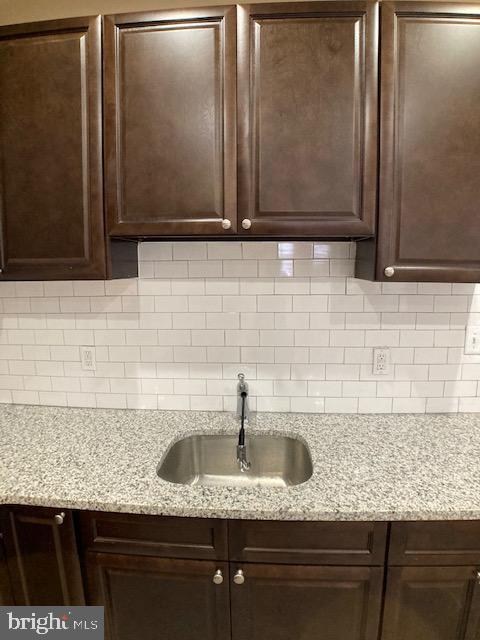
85;553;231;640
381;566;480;640
230;563;384;640
1;506;84;605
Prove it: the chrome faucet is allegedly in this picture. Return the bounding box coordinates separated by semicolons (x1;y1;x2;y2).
236;373;251;472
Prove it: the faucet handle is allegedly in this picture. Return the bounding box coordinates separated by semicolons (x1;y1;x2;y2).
238;373;245;382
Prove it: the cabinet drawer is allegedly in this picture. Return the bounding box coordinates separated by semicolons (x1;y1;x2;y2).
389;522;480;565
229;521;388;565
78;512;228;561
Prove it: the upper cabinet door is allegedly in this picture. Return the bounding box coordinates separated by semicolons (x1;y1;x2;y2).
0;16;107;280
237;1;379;237
104;7;237;237
374;2;480;282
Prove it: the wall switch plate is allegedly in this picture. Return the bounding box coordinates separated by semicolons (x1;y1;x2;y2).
373;347;390;375
465;326;480;355
80;346;96;371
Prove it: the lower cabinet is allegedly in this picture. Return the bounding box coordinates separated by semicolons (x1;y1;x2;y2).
79;515;386;640
4;506;480;640
0;506;84;605
230;563;384;640
381;566;480;640
85;553;231;640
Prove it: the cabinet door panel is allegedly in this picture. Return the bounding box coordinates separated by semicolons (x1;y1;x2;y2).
85;553;230;640
382;566;480;640
231;563;383;640
389;521;480;566
237;1;378;237
78;511;228;561
229;520;387;565
0;16;106;280
1;506;84;605
374;2;480;281
105;7;236;237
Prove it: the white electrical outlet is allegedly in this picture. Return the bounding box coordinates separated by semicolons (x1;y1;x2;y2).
465;326;480;355
80;346;96;371
373;347;390;376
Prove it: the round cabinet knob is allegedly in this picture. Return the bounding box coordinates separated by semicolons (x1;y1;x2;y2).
54;512;65;525
233;569;245;585
241;219;252;230
0;268;3;274
212;569;224;585
476;570;480;584
221;219;231;230
384;266;395;278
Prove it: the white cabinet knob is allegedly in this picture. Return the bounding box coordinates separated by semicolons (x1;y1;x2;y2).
241;219;252;230
233;569;245;585
221;219;231;230
54;512;65;525
384;266;395;278
213;569;224;585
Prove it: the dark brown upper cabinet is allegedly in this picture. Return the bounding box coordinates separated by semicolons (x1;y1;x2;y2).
237;1;379;237
356;2;480;282
0;16;135;280
104;7;237;237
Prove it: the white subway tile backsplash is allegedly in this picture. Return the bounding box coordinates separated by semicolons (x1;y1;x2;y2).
325;397;358;413
399;296;433;312
426;397;458;413
309;347;344;363
0;241;478;414
329;295;363;312
279;242;313;259
392;397;426;413
207;278;240;295
189;296;222;312
346;313;381;330
358;397;392;414
377;380;411;397
293;260;329;277
294;330;329;347
275;279;310;297
241;242;276;260
308;380;340;396
434;296;468;312
326;364;360;380
310;278;345;294
411;381;445;397
291;397;325;413
292;295;328;312
275;313;309;330
273;380;307;397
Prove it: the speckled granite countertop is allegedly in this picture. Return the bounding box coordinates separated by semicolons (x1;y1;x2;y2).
0;404;479;521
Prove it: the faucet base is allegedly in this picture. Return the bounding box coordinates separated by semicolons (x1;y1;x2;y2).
236;444;251;472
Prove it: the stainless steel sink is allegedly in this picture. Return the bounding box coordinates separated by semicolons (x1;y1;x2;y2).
157;434;313;487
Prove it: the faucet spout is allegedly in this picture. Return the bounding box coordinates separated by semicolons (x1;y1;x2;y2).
236;374;251;472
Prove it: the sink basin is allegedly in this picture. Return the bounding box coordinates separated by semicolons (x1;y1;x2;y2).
157;433;313;487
